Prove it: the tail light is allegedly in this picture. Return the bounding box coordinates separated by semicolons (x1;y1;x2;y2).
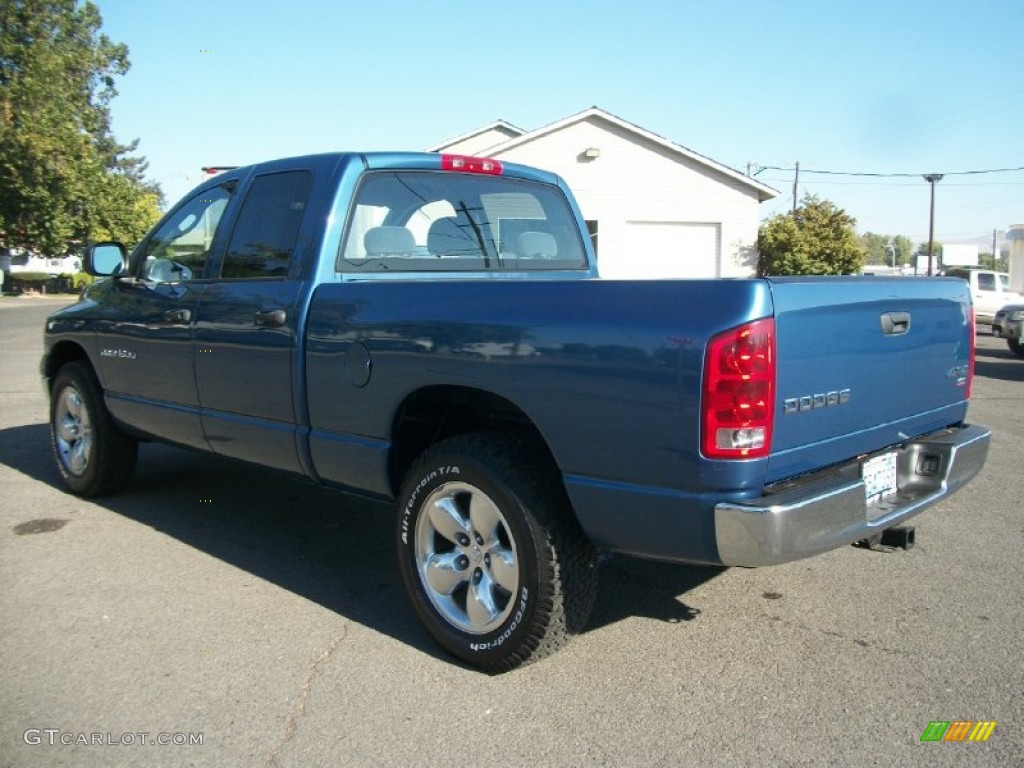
441;154;503;175
966;305;975;399
702;318;776;459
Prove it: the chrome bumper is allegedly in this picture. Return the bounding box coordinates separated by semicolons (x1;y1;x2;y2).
714;424;991;567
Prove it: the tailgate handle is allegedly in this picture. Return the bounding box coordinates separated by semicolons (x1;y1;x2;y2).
881;312;911;335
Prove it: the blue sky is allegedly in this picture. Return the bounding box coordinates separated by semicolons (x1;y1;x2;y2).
96;0;1024;250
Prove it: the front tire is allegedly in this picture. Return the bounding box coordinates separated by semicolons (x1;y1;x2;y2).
396;433;596;673
50;361;137;497
1008;338;1023;357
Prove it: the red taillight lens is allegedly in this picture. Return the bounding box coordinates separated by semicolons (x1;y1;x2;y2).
967;305;975;399
702;318;776;459
441;154;503;175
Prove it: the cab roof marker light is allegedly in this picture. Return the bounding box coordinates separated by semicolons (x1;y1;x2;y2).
441;154;503;175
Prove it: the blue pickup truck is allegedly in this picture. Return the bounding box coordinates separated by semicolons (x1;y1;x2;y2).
43;152;990;671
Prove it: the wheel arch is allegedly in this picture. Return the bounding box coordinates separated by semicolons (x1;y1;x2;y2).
43;340;92;390
389;385;564;497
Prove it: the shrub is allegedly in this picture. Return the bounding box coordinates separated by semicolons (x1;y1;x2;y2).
8;272;81;294
11;271;52;284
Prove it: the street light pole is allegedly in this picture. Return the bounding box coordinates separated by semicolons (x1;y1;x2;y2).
923;174;944;275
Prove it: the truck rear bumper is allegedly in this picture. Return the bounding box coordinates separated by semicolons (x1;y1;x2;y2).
714;424;990;567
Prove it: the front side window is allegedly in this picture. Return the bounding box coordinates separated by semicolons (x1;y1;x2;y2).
220;170;312;279
137;185;233;282
337;171;588;273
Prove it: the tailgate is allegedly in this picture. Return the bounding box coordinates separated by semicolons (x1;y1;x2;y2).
766;276;973;483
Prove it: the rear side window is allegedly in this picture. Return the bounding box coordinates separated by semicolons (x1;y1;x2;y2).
220;170;312;279
337;171;588;273
977;273;995;291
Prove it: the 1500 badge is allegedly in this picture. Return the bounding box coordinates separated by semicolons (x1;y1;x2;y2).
100;349;136;360
783;389;851;415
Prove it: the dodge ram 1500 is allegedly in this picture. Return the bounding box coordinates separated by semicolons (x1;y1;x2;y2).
43;151;990;671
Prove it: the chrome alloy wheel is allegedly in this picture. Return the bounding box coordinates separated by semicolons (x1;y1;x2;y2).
414;482;520;635
54;385;93;477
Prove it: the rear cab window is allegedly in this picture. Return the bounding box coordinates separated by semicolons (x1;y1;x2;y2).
337;171;588;273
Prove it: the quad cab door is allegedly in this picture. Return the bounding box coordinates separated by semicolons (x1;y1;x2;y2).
94;183;235;449
193;168;315;473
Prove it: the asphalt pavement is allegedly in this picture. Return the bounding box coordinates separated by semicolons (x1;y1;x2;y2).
1;297;1021;767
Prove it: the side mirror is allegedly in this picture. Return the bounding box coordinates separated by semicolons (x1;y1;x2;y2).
85;242;127;277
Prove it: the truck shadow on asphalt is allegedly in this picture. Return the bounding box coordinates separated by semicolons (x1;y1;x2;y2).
974;345;1024;383
0;423;723;664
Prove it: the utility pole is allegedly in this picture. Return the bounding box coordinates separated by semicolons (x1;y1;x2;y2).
923;174;943;275
792;162;800;213
992;229;998;268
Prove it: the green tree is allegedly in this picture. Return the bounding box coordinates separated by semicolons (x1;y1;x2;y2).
861;232;889;265
757;195;865;276
915;240;943;259
0;0;161;256
892;235;914;267
979;250;1009;271
860;232;914;267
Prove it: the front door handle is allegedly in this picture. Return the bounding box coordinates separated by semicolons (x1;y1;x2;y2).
164;308;191;323
254;309;286;328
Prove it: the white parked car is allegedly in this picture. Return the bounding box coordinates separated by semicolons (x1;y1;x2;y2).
946;268;1023;325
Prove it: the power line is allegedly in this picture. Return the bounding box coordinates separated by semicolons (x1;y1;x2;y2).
760;177;1024;188
754;164;1024;178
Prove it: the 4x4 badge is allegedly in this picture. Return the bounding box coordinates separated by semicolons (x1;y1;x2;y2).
947;364;969;387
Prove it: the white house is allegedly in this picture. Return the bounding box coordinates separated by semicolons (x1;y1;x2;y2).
2;248;81;276
430;107;778;278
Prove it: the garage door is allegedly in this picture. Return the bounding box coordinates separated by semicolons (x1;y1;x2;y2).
600;222;720;279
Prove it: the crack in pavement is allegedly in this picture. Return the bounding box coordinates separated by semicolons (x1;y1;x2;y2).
769;615;912;657
266;623;348;768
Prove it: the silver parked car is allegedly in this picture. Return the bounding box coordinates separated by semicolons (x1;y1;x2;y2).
992;303;1024;357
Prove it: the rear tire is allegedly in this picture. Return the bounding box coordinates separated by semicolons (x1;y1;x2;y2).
396;433;596;673
50;361;137;497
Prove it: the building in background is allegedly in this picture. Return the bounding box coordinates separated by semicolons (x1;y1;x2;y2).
430;107;778;279
1008;225;1024;293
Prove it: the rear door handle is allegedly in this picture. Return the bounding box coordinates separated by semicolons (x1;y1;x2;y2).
881;312;911;335
164;309;191;323
254;309;286;327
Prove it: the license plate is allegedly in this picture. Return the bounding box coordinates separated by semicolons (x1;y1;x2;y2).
862;451;898;505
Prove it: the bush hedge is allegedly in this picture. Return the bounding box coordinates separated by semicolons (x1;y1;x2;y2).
4;272;90;294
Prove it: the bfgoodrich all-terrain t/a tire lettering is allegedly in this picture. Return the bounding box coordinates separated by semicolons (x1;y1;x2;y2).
50;361;137;497
396;433;597;673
